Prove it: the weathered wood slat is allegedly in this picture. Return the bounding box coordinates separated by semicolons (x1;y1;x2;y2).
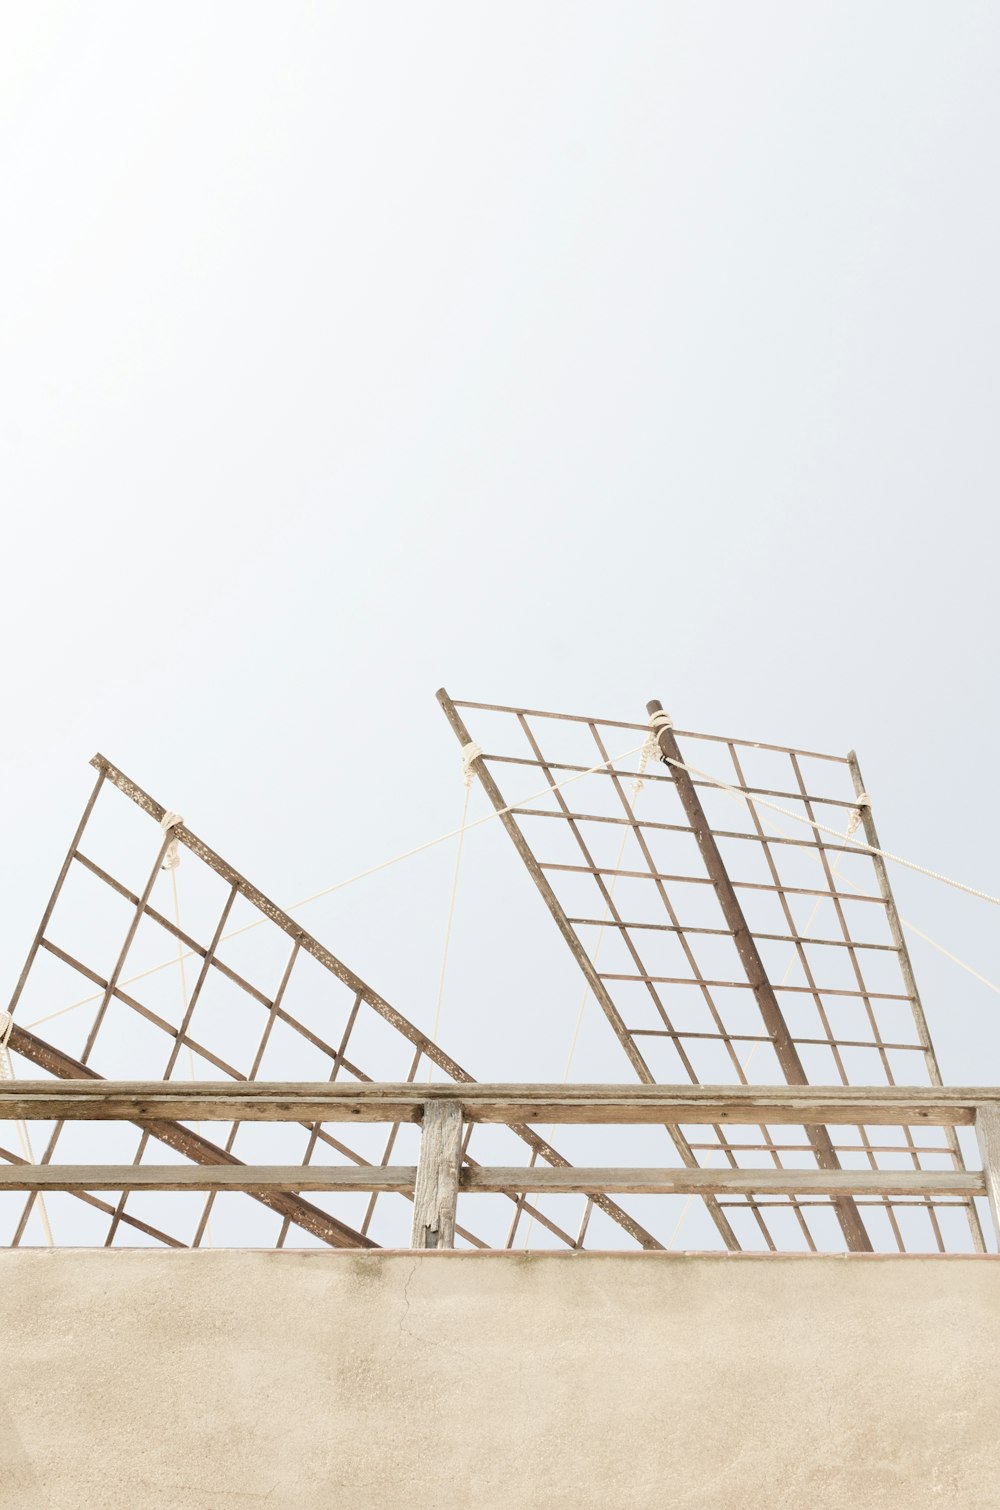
0;1081;996;1125
461;1168;985;1197
0;1165;418;1192
0;1164;983;1197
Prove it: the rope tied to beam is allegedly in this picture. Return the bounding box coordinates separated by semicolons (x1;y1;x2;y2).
160;811;184;871
846;792;871;840
460;743;483;789
630;732;660;803
845;810;863;839
429;743;482;1075
0;1011;13;1053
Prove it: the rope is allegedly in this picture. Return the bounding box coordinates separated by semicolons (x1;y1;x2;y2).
660;753;1000;907
460;744;483;786
521;734;660;1247
24;738;649;1033
169;867;211;1246
427;745;481;1080
900;918;1000;996
845;795;869;839
160;811;184;872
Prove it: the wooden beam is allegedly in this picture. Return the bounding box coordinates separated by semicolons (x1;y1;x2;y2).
411;1101;463;1249
0;1163;982;1198
0;1080;994;1126
975;1105;1000;1248
0;1165;416;1192
463;1168;984;1198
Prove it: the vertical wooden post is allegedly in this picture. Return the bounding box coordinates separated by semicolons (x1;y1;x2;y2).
411;1101;463;1249
975;1104;1000;1250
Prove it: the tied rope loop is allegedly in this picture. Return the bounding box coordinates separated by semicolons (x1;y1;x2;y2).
460;743;482;790
846;791;871;840
630;733;660;804
646;709;674;775
160;811;185;871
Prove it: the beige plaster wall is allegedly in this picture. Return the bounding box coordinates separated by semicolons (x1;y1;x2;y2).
2;1250;998;1509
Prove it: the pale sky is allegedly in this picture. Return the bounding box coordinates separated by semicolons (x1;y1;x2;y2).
2;5;999;1246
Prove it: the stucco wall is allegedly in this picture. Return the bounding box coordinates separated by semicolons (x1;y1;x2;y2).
2;1250;998;1509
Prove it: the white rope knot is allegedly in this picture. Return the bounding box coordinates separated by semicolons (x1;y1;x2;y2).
460;743;482;789
630;733;660;803
646;709;674;770
160;811;184;871
846;792;871;840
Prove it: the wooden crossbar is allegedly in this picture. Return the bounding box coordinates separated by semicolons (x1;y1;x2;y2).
0;1165;984;1198
0;1081;998;1125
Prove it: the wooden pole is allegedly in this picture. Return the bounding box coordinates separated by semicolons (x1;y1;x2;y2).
411;1100;463;1249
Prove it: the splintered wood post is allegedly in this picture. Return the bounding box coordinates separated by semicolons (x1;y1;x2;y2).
974;1103;1000;1249
411;1100;463;1249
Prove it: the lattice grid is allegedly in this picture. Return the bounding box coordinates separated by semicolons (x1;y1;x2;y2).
437;692;985;1255
1;755;653;1252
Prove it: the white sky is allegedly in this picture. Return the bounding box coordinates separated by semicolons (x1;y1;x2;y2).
2;2;999;1194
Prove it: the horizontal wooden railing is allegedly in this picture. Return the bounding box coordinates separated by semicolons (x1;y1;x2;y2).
4;1080;1000;1124
2;1082;998;1249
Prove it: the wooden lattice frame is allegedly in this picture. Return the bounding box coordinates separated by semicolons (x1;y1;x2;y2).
437;690;984;1255
1;754;654;1251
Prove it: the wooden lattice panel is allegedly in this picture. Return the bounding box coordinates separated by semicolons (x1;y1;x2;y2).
437;691;984;1255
